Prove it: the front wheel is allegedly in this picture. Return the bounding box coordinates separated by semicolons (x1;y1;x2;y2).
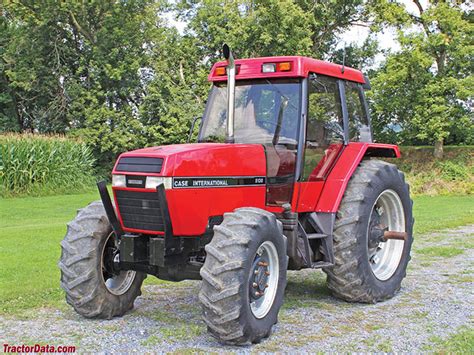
59;201;146;318
324;160;414;303
199;207;287;345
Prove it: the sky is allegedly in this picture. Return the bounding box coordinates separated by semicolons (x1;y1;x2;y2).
339;0;430;58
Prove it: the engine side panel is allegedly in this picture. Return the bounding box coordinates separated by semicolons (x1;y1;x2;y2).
166;186;266;236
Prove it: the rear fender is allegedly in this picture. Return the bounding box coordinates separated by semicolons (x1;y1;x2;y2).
315;142;400;213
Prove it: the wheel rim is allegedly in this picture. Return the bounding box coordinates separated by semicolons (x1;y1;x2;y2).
101;232;136;296
368;189;406;281
249;241;279;319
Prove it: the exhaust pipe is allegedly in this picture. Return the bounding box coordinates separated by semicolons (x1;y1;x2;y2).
223;44;235;143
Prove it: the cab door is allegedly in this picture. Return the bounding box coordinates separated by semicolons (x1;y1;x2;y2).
296;74;345;211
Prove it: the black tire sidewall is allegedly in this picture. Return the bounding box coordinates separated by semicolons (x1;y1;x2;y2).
60;201;145;318
239;220;287;342
355;166;413;297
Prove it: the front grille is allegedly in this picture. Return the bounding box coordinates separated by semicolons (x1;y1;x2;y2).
115;190;164;232
116;157;163;173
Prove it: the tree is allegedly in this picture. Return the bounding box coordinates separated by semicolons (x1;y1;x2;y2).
176;0;314;60
63;0;160;172
139;29;207;146
295;0;369;57
368;0;473;157
328;36;380;70
1;3;71;132
2;0;154;132
0;14;19;132
1;0;384;174
176;0;369;60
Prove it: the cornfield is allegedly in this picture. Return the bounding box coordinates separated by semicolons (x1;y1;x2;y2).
0;134;96;197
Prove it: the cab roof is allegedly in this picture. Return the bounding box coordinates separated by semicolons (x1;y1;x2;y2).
208;56;366;84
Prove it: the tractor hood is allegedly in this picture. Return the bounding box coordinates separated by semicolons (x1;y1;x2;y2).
113;143;267;177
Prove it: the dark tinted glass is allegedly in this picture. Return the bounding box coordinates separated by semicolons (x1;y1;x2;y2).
345;81;371;142
303;75;344;181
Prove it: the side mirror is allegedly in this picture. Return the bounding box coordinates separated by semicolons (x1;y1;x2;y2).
188;116;202;143
324;121;344;138
362;75;371;90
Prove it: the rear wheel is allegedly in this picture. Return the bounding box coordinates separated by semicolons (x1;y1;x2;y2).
59;201;146;318
324;160;413;303
199;207;287;345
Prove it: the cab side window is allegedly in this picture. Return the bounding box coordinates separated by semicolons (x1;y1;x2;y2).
345;81;371;142
303;75;344;181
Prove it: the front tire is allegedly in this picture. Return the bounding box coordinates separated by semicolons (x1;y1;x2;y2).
59;201;146;318
324;160;413;303
199;207;287;345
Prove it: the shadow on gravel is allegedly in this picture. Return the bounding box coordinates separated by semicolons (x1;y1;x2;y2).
282;270;333;310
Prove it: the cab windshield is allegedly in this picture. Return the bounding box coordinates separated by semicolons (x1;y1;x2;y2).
199;79;302;148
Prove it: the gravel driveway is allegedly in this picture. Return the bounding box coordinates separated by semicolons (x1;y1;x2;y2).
1;225;473;352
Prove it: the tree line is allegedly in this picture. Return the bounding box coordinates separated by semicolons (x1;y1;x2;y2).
0;0;472;171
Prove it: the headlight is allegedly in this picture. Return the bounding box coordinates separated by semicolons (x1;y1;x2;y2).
146;176;172;190
262;63;276;73
112;174;126;187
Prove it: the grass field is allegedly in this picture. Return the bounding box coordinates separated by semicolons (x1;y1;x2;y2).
0;192;473;316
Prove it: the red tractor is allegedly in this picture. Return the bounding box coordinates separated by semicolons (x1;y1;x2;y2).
59;46;413;345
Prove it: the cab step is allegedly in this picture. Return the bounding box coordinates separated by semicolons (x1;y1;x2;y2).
311;261;334;268
307;233;328;239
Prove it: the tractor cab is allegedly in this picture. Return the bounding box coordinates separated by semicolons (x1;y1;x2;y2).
198;54;379;208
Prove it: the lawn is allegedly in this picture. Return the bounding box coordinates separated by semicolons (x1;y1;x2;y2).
413;195;474;234
0;192;473;315
0;191;99;314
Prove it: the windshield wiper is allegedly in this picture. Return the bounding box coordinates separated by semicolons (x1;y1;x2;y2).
264;79;299;112
272;97;289;145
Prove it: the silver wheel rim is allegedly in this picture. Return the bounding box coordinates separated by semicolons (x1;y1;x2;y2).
368;189;405;281
250;241;279;319
101;232;136;296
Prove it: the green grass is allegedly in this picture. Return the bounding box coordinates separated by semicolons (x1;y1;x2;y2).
160;324;204;341
416;246;464;258
362;335;393;352
0;191;99;313
412;195;474;234
0;193;472;315
425;326;474;353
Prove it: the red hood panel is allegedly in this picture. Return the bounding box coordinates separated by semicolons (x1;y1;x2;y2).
116;143;267;177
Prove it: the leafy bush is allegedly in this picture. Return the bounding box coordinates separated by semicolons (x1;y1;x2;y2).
0;134;96;197
392;146;474;196
437;160;470;181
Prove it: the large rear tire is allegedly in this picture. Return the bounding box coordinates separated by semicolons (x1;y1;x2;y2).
323;160;413;303
59;201;146;318
199;207;287;345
